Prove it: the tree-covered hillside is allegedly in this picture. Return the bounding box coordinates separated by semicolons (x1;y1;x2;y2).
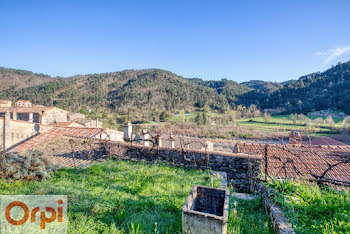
260;61;350;114
0;69;234;117
0;67;56;91
1;60;350;117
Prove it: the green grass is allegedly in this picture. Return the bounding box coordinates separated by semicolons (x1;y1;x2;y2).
0;160;272;233
228;197;273;233
235;114;343;137
266;179;350;233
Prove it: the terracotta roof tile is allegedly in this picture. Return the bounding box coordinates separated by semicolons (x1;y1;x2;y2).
236;143;350;183
10;127;103;154
305;136;348;146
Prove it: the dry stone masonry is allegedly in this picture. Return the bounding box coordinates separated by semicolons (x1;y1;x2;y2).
108;141;262;192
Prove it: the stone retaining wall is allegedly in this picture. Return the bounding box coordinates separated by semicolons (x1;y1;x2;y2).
108;142;262;192
258;183;296;234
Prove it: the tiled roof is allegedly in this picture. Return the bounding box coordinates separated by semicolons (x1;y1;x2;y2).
10;127;103;154
305;136;348;146
15;100;31;103
236;143;350;183
35;136;102;168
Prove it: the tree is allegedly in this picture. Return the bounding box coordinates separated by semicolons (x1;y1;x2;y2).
326;115;335;127
343;116;350;130
314;118;324;127
159;111;170;122
195;113;203;124
79;106;88;115
290;113;297;124
263;112;271;123
202;111;208;125
297;114;306;124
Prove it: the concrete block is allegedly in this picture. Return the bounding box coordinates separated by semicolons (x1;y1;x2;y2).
182;185;229;234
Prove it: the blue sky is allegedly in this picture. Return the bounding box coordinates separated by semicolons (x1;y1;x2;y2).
0;0;350;82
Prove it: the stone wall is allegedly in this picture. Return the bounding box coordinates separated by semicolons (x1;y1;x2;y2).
0;115;54;150
6;120;40;148
0;118;3;150
41;108;68;125
108;142;262;192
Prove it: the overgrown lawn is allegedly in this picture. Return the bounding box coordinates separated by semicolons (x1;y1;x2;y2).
0;160;272;233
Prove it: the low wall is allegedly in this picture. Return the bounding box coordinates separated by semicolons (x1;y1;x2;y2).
259;183;296;234
108;142;262;192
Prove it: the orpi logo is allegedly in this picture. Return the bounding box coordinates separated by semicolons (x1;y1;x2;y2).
0;195;67;233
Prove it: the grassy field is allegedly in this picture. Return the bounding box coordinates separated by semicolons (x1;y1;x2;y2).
236;114;344;138
172;111;345;139
0;160;273;233
266;179;350;233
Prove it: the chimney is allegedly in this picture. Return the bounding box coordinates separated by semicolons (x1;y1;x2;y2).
289;130;302;145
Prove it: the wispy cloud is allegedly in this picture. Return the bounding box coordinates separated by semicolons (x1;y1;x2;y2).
315;46;350;64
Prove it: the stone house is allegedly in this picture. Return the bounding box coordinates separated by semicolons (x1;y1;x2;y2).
14;100;32;107
0;100;12;108
0;107;68;125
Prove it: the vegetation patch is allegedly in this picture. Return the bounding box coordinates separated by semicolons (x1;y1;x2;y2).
228;196;273;233
266;179;350;233
0;150;55;181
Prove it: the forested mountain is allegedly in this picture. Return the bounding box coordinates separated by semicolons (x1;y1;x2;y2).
0;69;232;117
241;80;283;94
260;61;350;114
1;60;350;117
0;67;56;91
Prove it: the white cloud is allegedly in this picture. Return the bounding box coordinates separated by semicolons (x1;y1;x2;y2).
315;46;350;64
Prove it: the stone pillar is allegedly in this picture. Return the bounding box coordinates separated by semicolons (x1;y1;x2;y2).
205;141;214;151
169;133;175;148
4;111;11;150
155;134;162;147
29;112;34;122
12;111;17;120
141;129;150;146
124;122;132;141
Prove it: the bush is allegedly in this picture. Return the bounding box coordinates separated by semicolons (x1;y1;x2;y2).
0;150;55;181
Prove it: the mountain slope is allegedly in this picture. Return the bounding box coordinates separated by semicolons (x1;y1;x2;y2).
241;80;283;94
0;69;231;116
0;67;56;91
260;61;350;114
1;60;350;117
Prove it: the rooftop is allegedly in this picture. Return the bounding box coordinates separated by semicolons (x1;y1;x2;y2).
236;143;350;184
10;126;103;154
305;136;348;146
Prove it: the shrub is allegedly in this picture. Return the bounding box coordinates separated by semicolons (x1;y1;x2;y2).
0;150;55;181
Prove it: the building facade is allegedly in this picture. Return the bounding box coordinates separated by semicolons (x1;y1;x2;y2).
0;100;12;108
14;100;32;107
